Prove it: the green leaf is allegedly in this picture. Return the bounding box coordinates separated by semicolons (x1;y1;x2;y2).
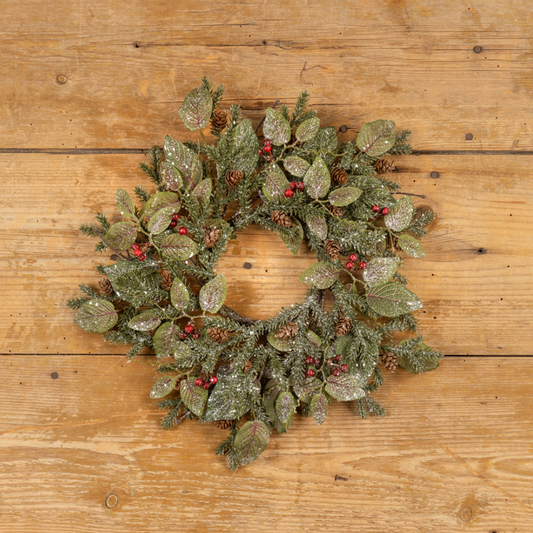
283;155;311;177
366;282;422;317
267;331;294;352
275;391;297;424
397;234;426;258
116;189;136;218
127;310;161;332
280;218;303;255
199;274;227;313
356;119;396;157
192;179;212;206
180;377;208;416
75;299;118;334
159;161;182;191
234;421;270;466
103;258;159;283
142;191;180;219
304;156;331;199
150;376;177;399
307;329;322;347
295;117;320;142
262;163;290;201
263;108;291;146
293;377;321;402
159;234;199;261
385;196;414;232
363;257;400;287
306;213;328;240
178;86;213;131
263;383;292;434
147;205;175;235
173;341;193;365
164;136;203;189
170;278;190;311
325;374;366;402
328;186;362;207
310;393;328;425
153;322;181;358
105;221;137;250
204;373;252;421
299;262;341;289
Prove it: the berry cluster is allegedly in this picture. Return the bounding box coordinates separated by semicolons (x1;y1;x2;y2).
371;205;389;215
345;253;367;271
305;355;321;377
132;242;146;262
285;180;305;198
258;138;272;159
327;354;349;377
170;212;180;229
180;320;200;340
195;375;219;390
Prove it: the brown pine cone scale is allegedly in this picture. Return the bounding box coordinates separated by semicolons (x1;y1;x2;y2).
271;210;293;228
382;352;398;373
335;316;352;336
225;170;243;188
375;159;396;175
325;239;340;261
327;204;343;217
204;227;222;248
275;322;298;339
208;327;230;344
98;278;114;295
211;109;228;131
161;270;173;292
331;167;348;184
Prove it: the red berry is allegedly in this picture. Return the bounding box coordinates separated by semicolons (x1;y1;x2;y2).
172;213;179;221
170;220;177;228
264;144;272;153
258;148;263;156
138;253;145;261
180;331;187;340
306;368;315;378
284;189;293;198
210;376;218;385
203;382;210;389
134;248;142;256
195;378;203;387
341;364;349;372
359;261;367;269
349;253;357;262
290;181;297;190
179;227;187;235
192;332;199;340
305;356;314;365
132;243;140;251
264;138;271;146
372;205;380;213
297;182;305;191
314;358;320;366
185;324;194;334
381;207;390;215
345;261;354;270
332;368;341;377
335;354;342;362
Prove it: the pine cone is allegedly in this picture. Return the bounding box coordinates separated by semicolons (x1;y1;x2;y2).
271;210;293;228
325;239;340;261
161;270;173;292
375;159;396;175
275;321;298;339
217;420;233;430
327;204;343;217
98;278;113;295
335;316;352;336
225;170;243;188
382;352;398;373
204;227;222;248
208;327;230;344
211;109;228;131
331;167;348;184
243;360;253;373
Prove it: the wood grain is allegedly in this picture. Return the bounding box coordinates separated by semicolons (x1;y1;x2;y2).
0;0;532;150
0;356;532;532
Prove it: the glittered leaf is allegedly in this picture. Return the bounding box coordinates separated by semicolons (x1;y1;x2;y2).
178;86;212;131
234;421;270;466
335;334;353;356
204;373;252;421
173;341;193;365
199;274;227;313
127;310;161;332
147;206;175;235
307;329;322;347
293;377;321;402
150;376;177;399
263;384;292;434
103;258;159;283
397;234;426;258
306;213;328;240
328;186;362;207
295;117;320;142
275;391;297;424
284;155;311;177
105;221;137;250
159;161;182;191
263;163;290;201
180;377;208;416
304;156;330;199
192;179;212;206
310;393;328;425
366;282;422;317
153;322;181;358
280;218;303;255
325;374;366;402
356;119;396;157
164;136;203;189
75;299;118;334
299;262;341;289
116;188;136;218
385;196;414;232
159;234;198;261
142;191;180;219
363;257;400;287
263;108;291;146
170;278;190;311
267;331;294;352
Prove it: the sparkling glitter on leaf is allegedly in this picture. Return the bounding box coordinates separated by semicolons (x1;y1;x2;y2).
150;376;177;399
204;373;252;421
310;393;328;425
284;155;311;177
142;191;180;219
116;188;136;218
385;196;414;232
262;163;290;201
153;322;181;358
164;135;203;189
199;274;227;313
275;391;297;424
234;421;270;466
267;331;294;352
397;234;426;258
304;156;331;199
307;329;322;347
325;374;366;402
75;299;118;334
159;234;199;261
306;213;328;240
216;119;259;179
105;221;137;250
366;282;422;317
328;186;362;207
192;179;212;206
295;117;320;142
263;383;291;434
127;310;161;332
280;218;303;255
159;161;182;191
263;108;291;146
178;85;213;131
147;205;175;235
180;377;208;416
293;377;321;402
356;119;396;157
170;278;190;311
299;262;341;289
363;257;400;287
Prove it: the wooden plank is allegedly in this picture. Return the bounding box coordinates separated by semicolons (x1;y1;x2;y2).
0;0;532;150
0;356;532;532
1;153;532;355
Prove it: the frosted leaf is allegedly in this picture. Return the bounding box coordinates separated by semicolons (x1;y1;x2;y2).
306;329;322;347
397;234;426;258
116;188;136;218
147;205;175;235
159;161;182;191
284;155;311;177
363;257;400;287
150;376;177;399
159;234;198;261
141;191;180;219
75;299;118;334
199;274;227;313
127;310;161;332
192;179;212;206
267;331;294;352
356;119;396;157
153;322;181;358
262;163;290;201
310;393;328;425
299;262;341;289
295;117;320;142
366;282;422;317
180;377;208;416
204;373;252;421
306;213;328;240
170;278;189;311
325;374;365;402
105;221;137;250
275;391;297;424
234;421;270;466
280;219;303;255
328;186;362;207
303;156;330;199
164;136;203;188
385;196;414;232
178;86;212;131
335;334;352;356
263;108;291;146
228;118;259;175
293;377;321;402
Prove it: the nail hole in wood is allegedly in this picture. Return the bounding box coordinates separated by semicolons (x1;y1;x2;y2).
56;74;67;84
105;494;118;508
465;133;474;140
133;42;140;48
430;171;439;179
339;125;348;133
51;372;59;379
473;46;482;53
243;262;252;269
477;248;487;254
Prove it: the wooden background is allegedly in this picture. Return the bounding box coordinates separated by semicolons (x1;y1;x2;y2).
1;0;532;531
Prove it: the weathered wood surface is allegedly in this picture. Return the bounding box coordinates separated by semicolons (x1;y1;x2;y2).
0;357;532;532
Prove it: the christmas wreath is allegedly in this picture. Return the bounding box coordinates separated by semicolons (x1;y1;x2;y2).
69;78;442;469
